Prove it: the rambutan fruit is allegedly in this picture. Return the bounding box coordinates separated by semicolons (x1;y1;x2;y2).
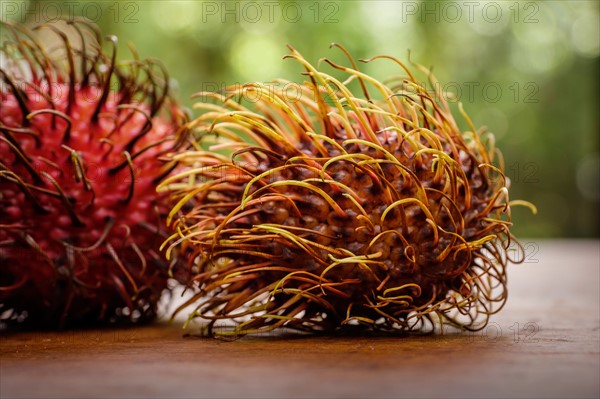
0;20;189;328
161;45;535;337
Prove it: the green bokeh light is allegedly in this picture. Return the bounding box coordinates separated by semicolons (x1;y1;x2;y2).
3;0;598;237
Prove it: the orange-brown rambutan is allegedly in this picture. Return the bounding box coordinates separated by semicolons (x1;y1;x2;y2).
161;45;535;336
0;20;189;328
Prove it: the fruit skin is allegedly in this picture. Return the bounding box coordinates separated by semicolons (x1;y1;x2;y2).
0;20;189;328
162;45;533;337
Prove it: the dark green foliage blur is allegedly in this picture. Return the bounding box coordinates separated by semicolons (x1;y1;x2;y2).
3;0;598;238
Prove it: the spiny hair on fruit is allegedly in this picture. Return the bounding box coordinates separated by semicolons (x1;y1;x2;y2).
161;44;535;337
0;19;190;328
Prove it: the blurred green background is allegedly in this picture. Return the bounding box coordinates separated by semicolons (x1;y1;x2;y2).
2;0;598;238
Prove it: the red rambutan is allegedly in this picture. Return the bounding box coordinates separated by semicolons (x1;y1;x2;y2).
0;20;188;328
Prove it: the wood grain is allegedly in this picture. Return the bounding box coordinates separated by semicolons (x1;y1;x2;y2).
1;239;599;398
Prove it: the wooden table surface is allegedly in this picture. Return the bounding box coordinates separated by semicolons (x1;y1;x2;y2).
1;239;599;399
